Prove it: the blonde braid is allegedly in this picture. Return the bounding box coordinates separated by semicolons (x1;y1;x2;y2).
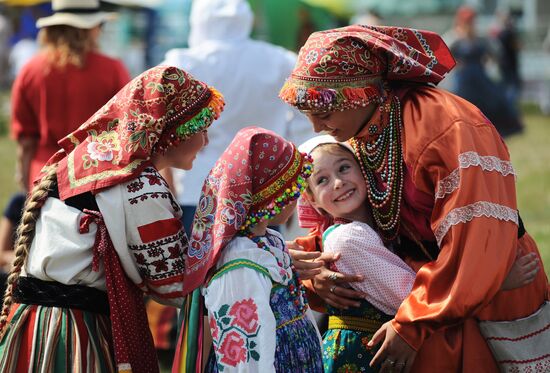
0;165;58;337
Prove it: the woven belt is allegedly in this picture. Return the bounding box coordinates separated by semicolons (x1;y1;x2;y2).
328;315;384;333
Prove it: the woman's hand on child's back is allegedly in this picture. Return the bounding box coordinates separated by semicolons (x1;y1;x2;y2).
310;252;365;309
501;252;540;291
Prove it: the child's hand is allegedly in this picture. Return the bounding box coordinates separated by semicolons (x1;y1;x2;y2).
501;252;540;291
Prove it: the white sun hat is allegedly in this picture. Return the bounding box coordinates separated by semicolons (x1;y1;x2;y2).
36;0;116;29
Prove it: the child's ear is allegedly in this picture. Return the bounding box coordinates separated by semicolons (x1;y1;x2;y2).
303;190;317;204
303;191;324;214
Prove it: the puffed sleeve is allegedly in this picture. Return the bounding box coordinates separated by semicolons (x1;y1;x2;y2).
324;223;416;315
392;118;520;349
96;166;186;306
202;261;277;372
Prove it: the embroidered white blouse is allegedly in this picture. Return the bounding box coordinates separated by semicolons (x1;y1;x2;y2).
202;229;321;372
323;221;417;315
24;167;187;306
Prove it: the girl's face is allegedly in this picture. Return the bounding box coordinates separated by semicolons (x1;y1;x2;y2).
303;103;377;142
307;146;369;222
154;130;209;170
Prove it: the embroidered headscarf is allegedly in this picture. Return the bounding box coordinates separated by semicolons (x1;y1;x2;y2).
41;65;224;200
279;25;455;113
297;135;355;231
182;126;313;294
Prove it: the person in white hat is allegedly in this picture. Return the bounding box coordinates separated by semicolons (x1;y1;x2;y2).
10;0;130;193
36;0;116;29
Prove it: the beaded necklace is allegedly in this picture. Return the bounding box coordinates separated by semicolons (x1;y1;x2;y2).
250;234;309;313
350;94;404;241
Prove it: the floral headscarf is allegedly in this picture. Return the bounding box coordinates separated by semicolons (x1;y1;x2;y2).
42;65;224;200
279;25;455;112
182;127;313;294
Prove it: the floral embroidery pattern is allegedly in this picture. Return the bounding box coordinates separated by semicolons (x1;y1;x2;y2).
129;230;187;281
220;198;246;230
188;194;215;260
87;130;121;161
126;168;180;212
229;299;260;333
210;298;261;370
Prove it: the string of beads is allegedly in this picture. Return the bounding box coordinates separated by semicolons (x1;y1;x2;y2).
350;95;404;241
250;235;309;313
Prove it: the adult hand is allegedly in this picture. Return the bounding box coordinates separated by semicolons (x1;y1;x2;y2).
369;321;417;373
312;252;364;309
286;241;324;280
501;252;540;291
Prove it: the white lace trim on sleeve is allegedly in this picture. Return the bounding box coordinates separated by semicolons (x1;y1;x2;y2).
435;151;516;199
434;201;518;246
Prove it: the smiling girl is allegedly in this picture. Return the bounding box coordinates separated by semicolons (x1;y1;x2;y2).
300;135;540;372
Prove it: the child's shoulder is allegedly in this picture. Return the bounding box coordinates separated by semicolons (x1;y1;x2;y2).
218;233;285;267
323;221;382;245
213;233;293;284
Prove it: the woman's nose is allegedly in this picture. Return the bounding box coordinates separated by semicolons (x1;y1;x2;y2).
312;121;327;133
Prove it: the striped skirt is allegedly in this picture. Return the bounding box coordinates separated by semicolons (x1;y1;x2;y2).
0;303;116;373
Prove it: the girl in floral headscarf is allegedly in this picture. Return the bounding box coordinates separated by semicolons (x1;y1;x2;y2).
280;25;549;372
176;127;322;372
0;65;224;373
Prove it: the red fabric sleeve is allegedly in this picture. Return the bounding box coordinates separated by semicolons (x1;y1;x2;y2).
10;71;39;140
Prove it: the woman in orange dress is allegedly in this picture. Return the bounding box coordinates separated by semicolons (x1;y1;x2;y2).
280;25;549;372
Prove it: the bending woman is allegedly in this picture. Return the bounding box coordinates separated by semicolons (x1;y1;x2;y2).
280;25;549;372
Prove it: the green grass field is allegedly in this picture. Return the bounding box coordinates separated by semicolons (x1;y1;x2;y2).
0;110;548;275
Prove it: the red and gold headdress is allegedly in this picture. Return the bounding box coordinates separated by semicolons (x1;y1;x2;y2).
183;127;313;294
40;65;224;200
279;25;455;113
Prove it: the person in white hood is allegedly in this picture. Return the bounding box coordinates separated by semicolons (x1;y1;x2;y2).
161;0;314;233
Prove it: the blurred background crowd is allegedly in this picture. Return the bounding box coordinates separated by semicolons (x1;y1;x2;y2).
0;0;549;370
1;0;550;101
1;0;550;106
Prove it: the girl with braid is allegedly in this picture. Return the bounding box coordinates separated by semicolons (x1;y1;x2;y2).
281;25;549;372
0;65;224;373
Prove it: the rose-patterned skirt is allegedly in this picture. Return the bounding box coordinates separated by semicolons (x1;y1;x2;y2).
206;281;323;372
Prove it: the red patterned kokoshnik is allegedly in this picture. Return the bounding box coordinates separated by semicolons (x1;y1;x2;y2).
39;65;224;200
183;126;313;294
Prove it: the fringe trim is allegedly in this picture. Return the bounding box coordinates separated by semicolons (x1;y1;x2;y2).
279;80;381;111
175;88;225;139
241;153;313;234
